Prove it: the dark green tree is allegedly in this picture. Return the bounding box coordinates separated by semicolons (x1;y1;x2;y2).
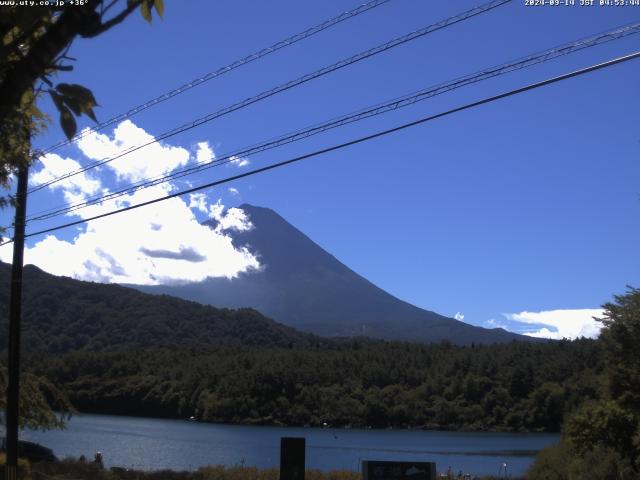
600;287;640;412
529;287;640;479
0;363;73;430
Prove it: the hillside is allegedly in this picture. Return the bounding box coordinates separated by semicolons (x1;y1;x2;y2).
0;262;316;353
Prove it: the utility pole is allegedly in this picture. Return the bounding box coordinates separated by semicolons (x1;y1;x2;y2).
5;161;29;480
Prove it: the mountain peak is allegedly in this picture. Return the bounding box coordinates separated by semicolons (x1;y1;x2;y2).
238;203;266;212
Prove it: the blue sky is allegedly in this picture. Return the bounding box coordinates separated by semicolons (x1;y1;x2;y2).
1;0;639;338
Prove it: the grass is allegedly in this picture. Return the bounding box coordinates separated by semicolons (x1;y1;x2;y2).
19;459;361;480
0;457;522;480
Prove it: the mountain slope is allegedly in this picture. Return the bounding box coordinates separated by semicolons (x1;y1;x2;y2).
135;204;531;345
0;262;316;353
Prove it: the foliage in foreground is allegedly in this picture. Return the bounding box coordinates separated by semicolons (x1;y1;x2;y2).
0;0;164;240
0;453;30;478
528;287;640;479
527;440;635;480
0;0;163;164
0;363;73;431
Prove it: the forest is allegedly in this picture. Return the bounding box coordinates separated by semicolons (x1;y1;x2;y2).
25;338;602;433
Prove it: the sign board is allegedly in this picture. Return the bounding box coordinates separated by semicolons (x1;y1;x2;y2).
362;461;437;480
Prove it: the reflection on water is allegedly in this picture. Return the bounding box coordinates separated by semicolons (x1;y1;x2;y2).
24;413;558;476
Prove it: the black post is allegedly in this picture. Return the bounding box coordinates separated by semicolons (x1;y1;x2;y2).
280;437;305;480
5;164;29;480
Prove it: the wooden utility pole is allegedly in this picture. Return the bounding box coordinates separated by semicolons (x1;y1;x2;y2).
5;163;29;480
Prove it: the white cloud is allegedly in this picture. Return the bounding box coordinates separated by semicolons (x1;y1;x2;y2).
208;198;224;220
196;142;214;163
10;194;259;284
229;155;250;168
504;308;604;340
454;312;464;321
77;120;190;182
228;187;239;196
189;193;209;214
207;199;252;232
0;121;260;285
484;318;508;329
217;207;253;232
31;153;102;200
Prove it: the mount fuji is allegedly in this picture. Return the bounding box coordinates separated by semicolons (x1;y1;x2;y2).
133;204;533;345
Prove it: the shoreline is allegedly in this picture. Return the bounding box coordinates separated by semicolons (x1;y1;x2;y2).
56;410;561;436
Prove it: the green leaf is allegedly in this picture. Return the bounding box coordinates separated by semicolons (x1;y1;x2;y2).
49;90;64;112
54;83;99;123
154;0;164;18
141;0;152;22
85;107;97;123
60;95;83;116
59;106;77;140
55;83;97;107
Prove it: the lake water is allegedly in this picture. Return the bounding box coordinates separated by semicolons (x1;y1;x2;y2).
24;414;559;477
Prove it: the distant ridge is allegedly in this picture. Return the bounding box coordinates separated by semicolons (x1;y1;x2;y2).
0;262;317;353
135;204;536;345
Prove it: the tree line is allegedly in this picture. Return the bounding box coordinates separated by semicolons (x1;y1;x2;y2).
25;338;603;433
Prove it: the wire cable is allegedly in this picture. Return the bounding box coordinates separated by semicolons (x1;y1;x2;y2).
28;0;512;194
38;0;394;156
24;21;640;223
2;49;636;247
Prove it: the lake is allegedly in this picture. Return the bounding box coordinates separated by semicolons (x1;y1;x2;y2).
24;414;559;477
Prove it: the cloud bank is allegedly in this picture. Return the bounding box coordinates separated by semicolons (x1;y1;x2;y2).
0;121;257;285
504;308;604;340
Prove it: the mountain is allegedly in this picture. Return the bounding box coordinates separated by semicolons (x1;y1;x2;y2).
0;262;317;353
134;204;532;345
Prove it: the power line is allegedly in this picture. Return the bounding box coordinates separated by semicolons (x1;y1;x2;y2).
29;0;512;194
3;50;637;247
38;0;394;156
31;0;510;192
25;21;640;223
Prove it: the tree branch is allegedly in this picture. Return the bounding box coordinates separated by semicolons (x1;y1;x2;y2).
82;0;142;38
0;4;94;118
101;0;122;16
0;1;141;125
